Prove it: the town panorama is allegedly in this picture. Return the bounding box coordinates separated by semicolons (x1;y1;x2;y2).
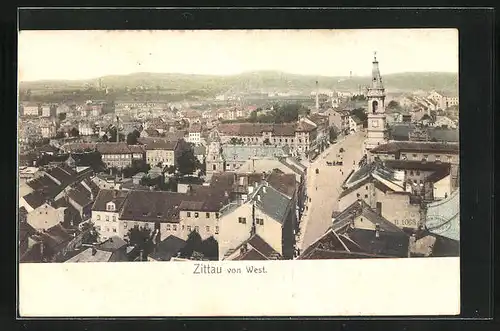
18;53;460;263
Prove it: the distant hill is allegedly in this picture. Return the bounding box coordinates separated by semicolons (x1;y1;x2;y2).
19;71;458;94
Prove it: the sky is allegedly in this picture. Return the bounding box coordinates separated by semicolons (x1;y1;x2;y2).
18;29;458;82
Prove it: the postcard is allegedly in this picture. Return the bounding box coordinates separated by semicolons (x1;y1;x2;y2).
18;28;460;317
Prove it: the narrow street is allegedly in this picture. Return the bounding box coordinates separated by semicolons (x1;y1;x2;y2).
297;131;366;252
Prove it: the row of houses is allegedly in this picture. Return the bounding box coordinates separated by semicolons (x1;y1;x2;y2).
89;169;305;260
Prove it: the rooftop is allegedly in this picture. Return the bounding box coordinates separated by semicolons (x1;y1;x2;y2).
370;141;459;154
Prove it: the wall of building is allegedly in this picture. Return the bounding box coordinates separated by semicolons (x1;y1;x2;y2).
433;174;452;200
218;203;253;260
254;207;283;256
92;210;121;241
27;203;64;231
146;149;175;167
353;214;378;231
102;154;133;169
179;210;219;241
376;192;421;229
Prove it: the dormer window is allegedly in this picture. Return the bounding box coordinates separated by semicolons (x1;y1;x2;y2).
106;202;116;212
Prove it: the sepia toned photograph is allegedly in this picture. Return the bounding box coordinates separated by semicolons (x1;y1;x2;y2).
17;27;461;317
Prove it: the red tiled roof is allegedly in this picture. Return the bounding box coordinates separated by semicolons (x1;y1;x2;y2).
96;142;132;154
370;141;459;154
144;140;178;151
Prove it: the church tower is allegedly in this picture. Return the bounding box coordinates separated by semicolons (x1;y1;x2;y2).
205;140;225;181
364;52;388;156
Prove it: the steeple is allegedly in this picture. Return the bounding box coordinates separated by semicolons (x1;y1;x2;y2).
364;51;388;157
371;51;384;90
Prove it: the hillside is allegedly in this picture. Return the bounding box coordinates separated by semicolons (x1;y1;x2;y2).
19;71;458;94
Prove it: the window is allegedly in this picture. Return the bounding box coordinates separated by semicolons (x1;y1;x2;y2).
412;154;417;158
206;212;210;218
112;216;116;222
194;212;199;218
365;186;368;190
212;164;216;170
166;224;171;230
113;228;117;233
299;139;302;143
402;154;407;158
238;217;247;224
96;226;101;231
356;193;360;198
187;212;191;217
123;223;127;229
215;213;219;219
106;216;110;222
182;225;185;230
436;155;441;159
96;215;101;221
187;225;191;231
195;226;199;232
364;194;368;199
416;170;420;176
105;227;109;232
410;171;414;176
423;155;428;160
173;225;177;231
256;218;264;225
285;139;288;143
206;226;210;232
215;226;219;234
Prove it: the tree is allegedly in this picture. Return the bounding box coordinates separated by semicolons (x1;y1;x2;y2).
165;165;176;175
58;113;67;121
126;225;153;261
81;223;99;244
328;127;338;143
70;127;80;137
55;131;65;139
179;230;203;258
176;148;197;176
126;131;139;145
200;236;219;261
387;100;402;111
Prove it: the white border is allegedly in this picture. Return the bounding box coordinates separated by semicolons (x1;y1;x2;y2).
19;257;460;317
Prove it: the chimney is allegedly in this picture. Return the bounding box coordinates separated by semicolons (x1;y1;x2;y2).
376;202;382;216
375;223;380;238
262;186;267;194
240;243;248;255
92;247;97;256
257;194;261;202
113;190;118;198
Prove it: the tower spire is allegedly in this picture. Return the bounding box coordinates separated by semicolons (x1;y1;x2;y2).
371;51;383;89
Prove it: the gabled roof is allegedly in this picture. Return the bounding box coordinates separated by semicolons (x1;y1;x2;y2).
92;189;129;212
96;142;132;154
22;191;47;210
144;140;178;151
265;172;296;198
370;141;459;155
149;235;187;261
343;228;409;258
97;236;127;251
332;199;406;234
251;184;291;224
64;247;114;263
228;234;281;260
